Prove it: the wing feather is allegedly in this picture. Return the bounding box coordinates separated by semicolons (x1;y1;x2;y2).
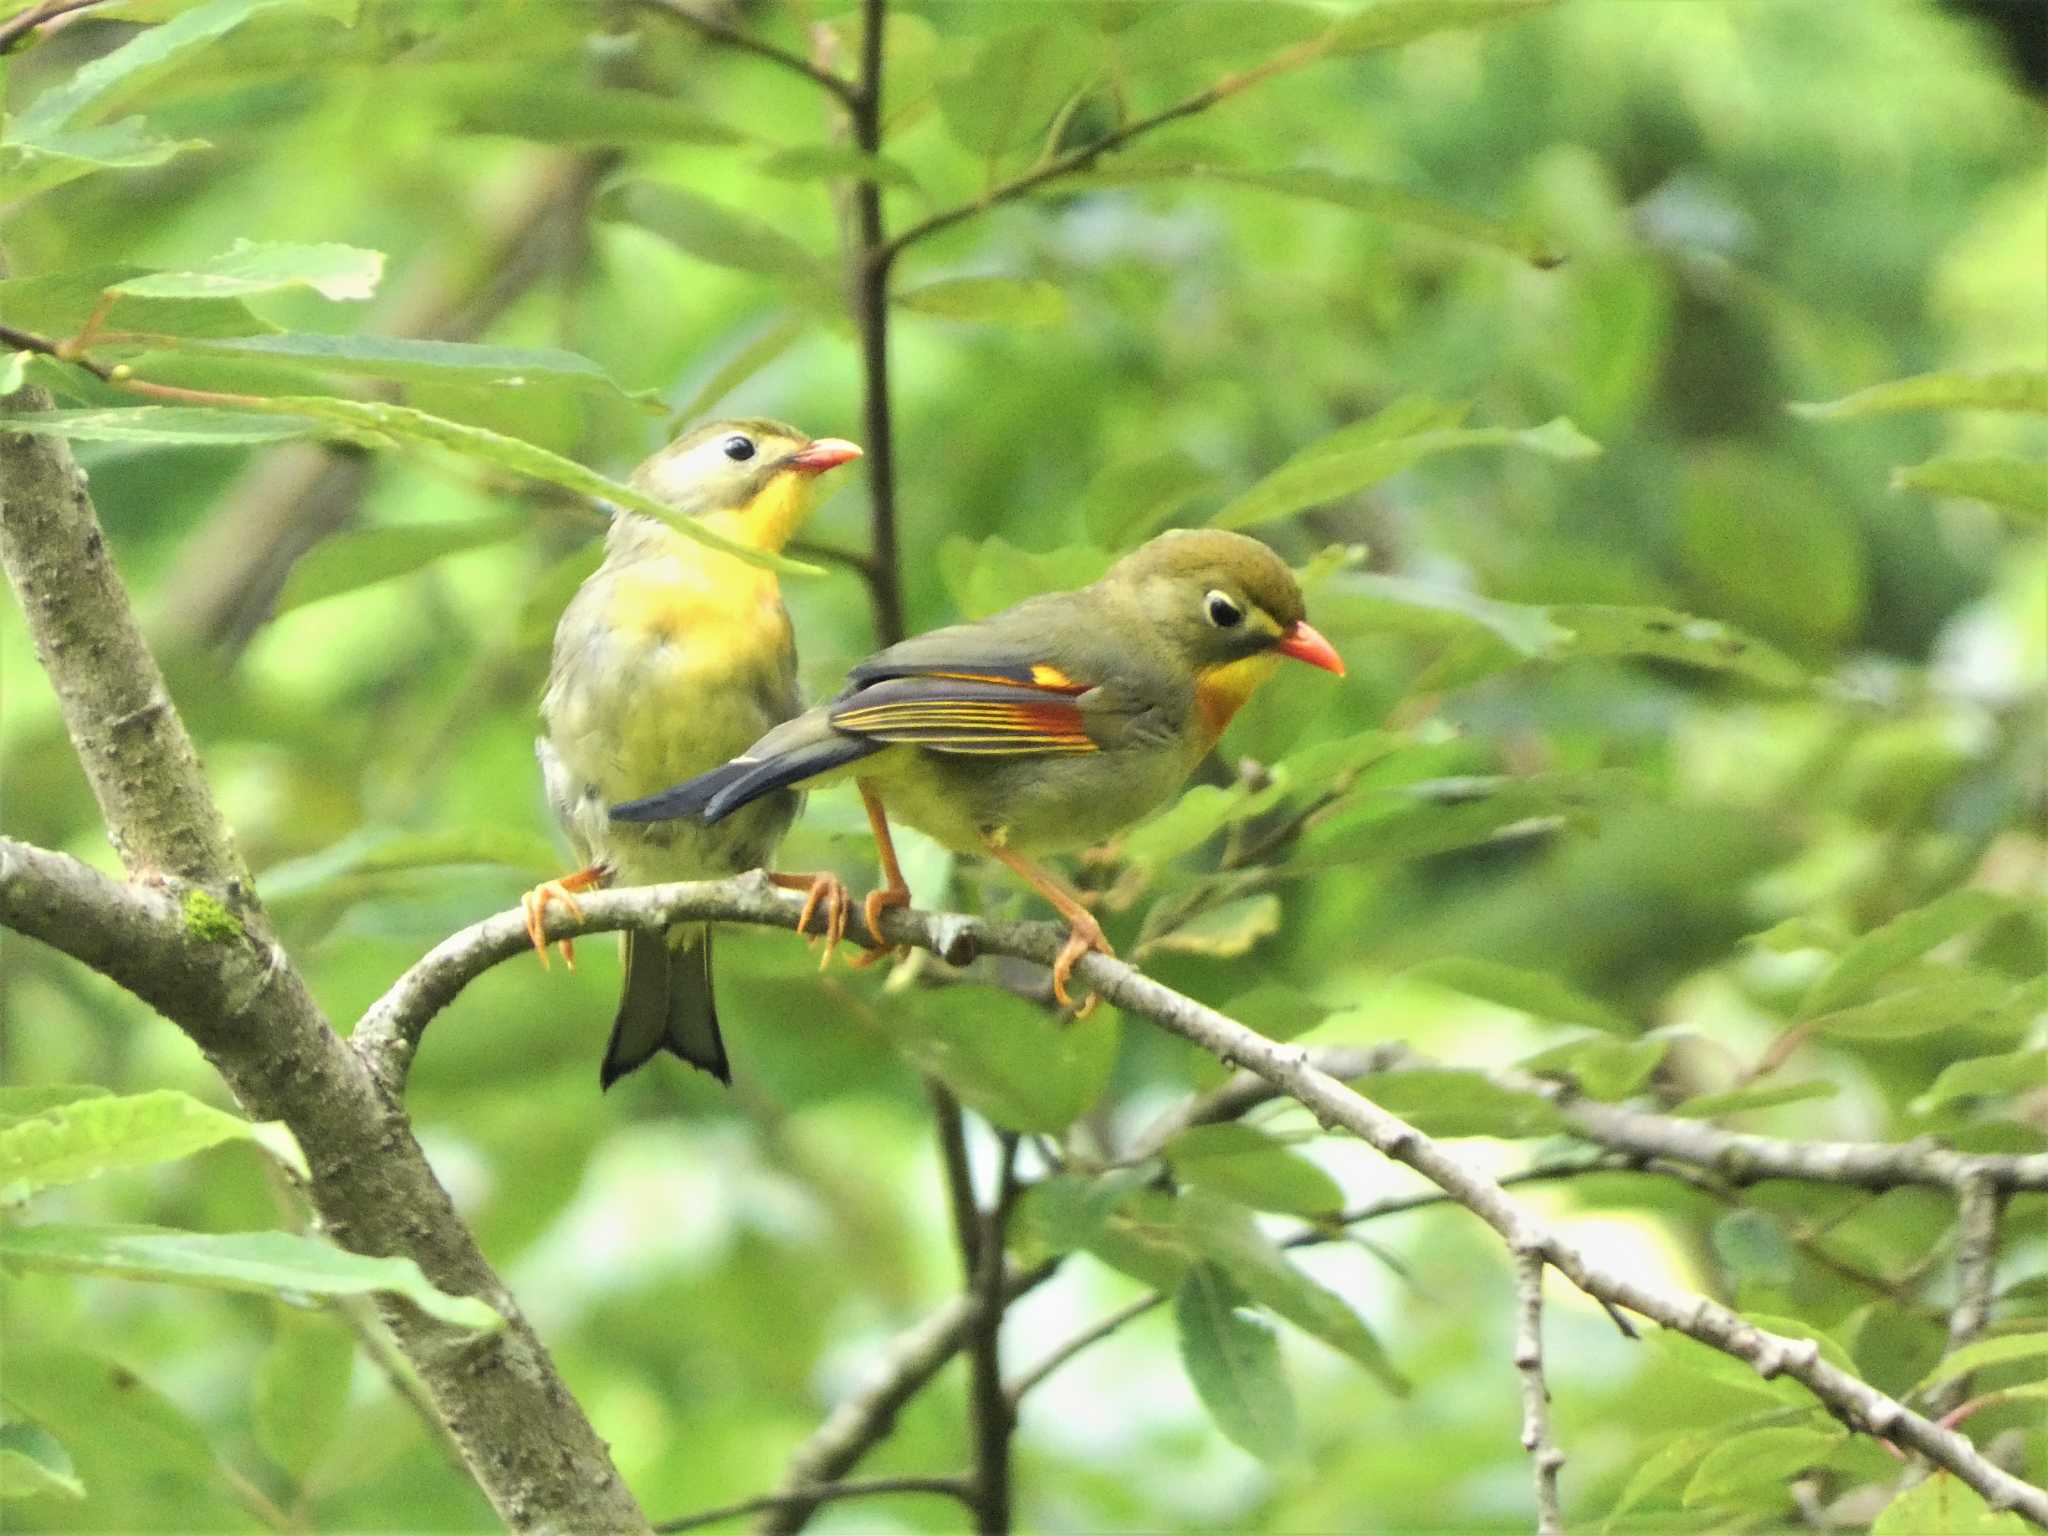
828;674;1100;756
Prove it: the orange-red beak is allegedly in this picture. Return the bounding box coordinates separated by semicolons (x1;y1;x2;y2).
789;438;862;473
1277;619;1344;676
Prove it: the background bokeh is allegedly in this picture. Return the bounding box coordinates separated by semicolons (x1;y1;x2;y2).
3;0;2044;1529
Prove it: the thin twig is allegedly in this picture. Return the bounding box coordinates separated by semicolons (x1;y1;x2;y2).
963;1131;1020;1533
847;0;903;645
1926;1175;2007;1423
1513;1250;1567;1536
1006;1293;1166;1408
638;0;858;108
881;33;1333;262
656;1476;974;1533
0;321;116;382
0;0;114;54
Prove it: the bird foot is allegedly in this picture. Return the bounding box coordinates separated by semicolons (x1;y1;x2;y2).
521;865;607;970
769;871;852;971
847;884;912;967
1052;912;1115;1019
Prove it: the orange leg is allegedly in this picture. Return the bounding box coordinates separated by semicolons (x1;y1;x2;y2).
981;839;1114;1018
521;863;609;970
847;779;913;964
768;870;852;971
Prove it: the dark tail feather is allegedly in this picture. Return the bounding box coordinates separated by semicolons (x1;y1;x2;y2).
601;925;730;1088
610;736;878;827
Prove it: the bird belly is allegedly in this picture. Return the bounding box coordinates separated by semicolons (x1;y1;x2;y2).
865;742;1191;857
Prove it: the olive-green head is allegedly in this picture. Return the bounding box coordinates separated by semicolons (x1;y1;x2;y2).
1104;529;1344;679
624;418;861;552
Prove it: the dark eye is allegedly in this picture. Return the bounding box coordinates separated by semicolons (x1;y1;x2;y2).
1205;590;1243;628
722;435;756;462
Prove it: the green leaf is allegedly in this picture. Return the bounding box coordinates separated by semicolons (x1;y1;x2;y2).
0;266;276;341
109;241;385;302
1681;1424;1845;1507
1165;1124;1345;1218
1516;1036;1669;1100
1;352;29;394
1800;889;2012;1016
445;83;744;146
257;825;559;903
938;23;1101;158
1214;416;1598;530
1081;448;1221;544
1122;783;1254;865
1290;770;1636;867
0;1422;84;1502
1712;1211;1795;1290
143;334;640;400
0;1085;111;1127
1364;1069;1564;1138
252;1311;354;1481
1543;603;1806;688
671;316;807;427
1087;1186;1199;1292
1408;956;1635;1033
601;180;829;290
1872;1476;2033;1536
1175;1263;1299;1460
1807;971;2020;1041
1914;1330;2048;1392
756;145;919;189
13;0;356;135
1792;369;2048;419
1667;1081;1838;1118
0;1090;306;1203
274;517;527;613
895;276;1069;328
1679;449;1867;644
1179;1193;1407;1393
884;984;1118;1134
1913;1049;2048;1113
0;119;206;200
0;407;321;444
937;533;1112;618
1143;894;1283;959
1324;0;1559;55
0;1226;501;1330
1087;162;1558;266
1220;985;1331;1045
1894;455;2048;521
1601;1430;1717;1531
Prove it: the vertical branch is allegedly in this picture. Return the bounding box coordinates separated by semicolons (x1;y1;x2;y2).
848;0;903;644
964;1133;1021;1534
1926;1176;2006;1422
1512;1251;1566;1536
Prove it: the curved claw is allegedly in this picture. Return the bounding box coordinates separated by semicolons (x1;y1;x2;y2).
520;864;608;971
1051;913;1115;1019
862;884;911;950
782;871;853;972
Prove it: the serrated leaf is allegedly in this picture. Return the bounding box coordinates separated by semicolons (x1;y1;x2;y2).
1894;456;2048;521
1681;1425;1844;1507
1324;0;1558;55
883;984;1118;1133
252;1311;354;1481
938;23;1101;158
1408;956;1635;1033
1087;162;1558;266
1214;416;1597;530
0;1090;305;1203
1799;889;2012;1016
1365;1069;1564;1137
1144;894;1282;960
1913;1049;2048;1113
1516;1036;1668;1100
1872;1475;2032;1536
1165;1124;1344;1217
1792;369;2048;419
1175;1263;1299;1460
142;334;639;401
1915;1330;2048;1392
0;407;321;444
445;83;744;146
1180;1192;1406;1393
110;241;384;302
0;1226;500;1330
0;1422;84;1502
756;145;918;189
274;517;527;613
1668;1081;1838;1118
602;180;828;290
895;276;1068;328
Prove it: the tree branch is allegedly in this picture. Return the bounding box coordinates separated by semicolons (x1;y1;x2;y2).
1513;1250;1566;1536
340;879;2048;1523
1;358;647;1529
638;0;859;109
847;0;903;645
655;1476;973;1534
1925;1176;2007;1423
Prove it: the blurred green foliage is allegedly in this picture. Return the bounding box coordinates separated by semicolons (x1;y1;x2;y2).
3;0;2044;1530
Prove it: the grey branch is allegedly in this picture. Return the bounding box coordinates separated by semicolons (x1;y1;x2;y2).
348;880;2048;1524
1926;1176;2008;1424
1;369;648;1532
1513;1250;1567;1536
654;1476;974;1534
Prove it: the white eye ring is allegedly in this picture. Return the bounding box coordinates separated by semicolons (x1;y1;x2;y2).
1205;590;1244;628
